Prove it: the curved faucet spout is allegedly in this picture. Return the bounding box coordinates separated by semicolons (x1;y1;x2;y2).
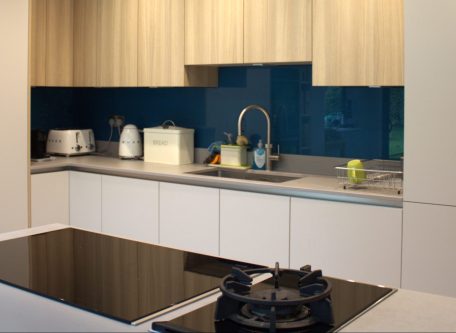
237;104;279;171
237;104;271;146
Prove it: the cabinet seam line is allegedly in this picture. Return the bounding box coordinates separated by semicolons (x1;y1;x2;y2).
400;207;404;288
218;189;221;256
158;182;160;244
288;197;291;268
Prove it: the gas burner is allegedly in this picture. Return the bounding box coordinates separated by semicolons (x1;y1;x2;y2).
215;263;334;332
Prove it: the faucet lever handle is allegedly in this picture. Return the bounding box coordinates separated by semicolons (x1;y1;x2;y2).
276;144;280;156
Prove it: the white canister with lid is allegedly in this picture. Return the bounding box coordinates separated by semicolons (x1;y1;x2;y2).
143;120;194;165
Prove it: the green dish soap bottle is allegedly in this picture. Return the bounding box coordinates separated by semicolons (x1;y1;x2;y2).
253;140;266;170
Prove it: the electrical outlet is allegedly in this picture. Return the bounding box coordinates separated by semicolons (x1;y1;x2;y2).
108;115;125;128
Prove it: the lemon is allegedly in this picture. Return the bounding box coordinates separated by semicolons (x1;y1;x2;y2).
347;160;366;184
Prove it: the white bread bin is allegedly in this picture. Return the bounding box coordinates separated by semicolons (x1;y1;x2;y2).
144;121;194;165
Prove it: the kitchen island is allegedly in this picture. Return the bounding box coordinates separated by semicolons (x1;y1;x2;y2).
0;224;455;332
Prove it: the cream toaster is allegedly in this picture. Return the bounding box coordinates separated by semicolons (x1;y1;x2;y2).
46;129;96;156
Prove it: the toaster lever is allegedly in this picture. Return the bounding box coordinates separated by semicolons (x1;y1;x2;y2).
75;132;82;152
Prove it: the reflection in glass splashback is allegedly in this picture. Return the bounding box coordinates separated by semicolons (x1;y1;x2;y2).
269;66;403;160
31;65;404;160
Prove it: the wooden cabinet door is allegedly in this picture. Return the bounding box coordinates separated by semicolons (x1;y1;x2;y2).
102;175;159;244
31;172;69;227
97;0;138;87
73;0;98;87
159;183;219;256
138;0;218;87
185;0;244;65
244;0;312;64
30;0;73;86
30;0;46;86
220;190;290;266
45;0;74;86
138;0;184;86
313;0;404;86
290;197;402;287
69;172;102;232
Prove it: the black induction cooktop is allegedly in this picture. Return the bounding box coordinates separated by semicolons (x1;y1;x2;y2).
0;228;261;324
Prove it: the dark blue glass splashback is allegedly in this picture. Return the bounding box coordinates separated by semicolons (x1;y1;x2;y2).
31;65;404;160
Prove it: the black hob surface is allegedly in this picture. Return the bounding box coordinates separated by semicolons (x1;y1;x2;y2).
153;270;395;332
0;228;260;324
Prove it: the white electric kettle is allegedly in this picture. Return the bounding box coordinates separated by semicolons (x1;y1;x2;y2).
119;124;143;159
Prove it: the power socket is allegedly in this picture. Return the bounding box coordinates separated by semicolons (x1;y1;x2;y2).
108;115;125;128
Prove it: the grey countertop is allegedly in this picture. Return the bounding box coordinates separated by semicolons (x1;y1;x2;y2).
31;156;403;208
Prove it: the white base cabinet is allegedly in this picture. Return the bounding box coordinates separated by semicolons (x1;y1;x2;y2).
69;171;102;232
31;172;69;227
290;198;402;287
102;175;159;244
159;183;219;256
220;190;290;266
402;202;456;297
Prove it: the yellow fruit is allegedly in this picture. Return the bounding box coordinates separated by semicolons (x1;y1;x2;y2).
347;160;366;184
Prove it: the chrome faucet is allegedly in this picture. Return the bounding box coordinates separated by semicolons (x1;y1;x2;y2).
237;104;280;171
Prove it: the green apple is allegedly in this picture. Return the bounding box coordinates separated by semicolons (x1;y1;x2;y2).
347;159;366;184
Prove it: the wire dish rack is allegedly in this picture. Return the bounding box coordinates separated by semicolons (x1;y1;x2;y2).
335;159;403;194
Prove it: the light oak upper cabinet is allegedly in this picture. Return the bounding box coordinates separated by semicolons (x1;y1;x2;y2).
138;0;217;87
97;0;138;87
30;0;46;86
185;0;244;65
73;0;98;87
46;0;74;86
244;0;312;64
30;0;74;86
313;0;404;86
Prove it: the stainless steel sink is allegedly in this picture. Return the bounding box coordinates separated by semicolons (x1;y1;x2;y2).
186;169;303;183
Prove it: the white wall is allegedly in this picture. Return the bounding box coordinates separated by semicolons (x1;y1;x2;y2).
0;0;29;232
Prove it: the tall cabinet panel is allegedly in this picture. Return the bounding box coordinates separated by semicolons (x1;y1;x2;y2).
73;0;98;87
402;0;456;298
244;0;312;63
185;0;244;65
403;0;456;206
97;0;138;87
402;202;456;298
0;0;28;232
312;0;404;86
45;0;74;86
30;0;46;86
